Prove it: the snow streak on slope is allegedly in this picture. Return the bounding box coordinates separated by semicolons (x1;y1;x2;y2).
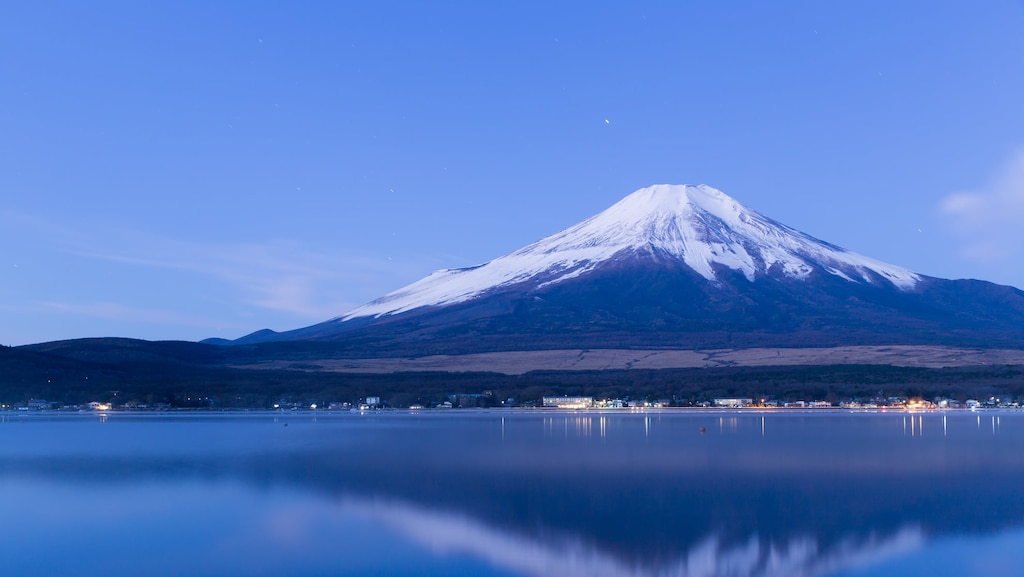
341;185;920;320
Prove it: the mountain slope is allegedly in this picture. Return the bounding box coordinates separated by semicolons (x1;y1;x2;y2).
340;184;918;321
233;184;1024;353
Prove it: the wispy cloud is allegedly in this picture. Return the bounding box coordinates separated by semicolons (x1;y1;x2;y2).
940;149;1024;262
68;237;376;318
2;211;433;324
35;301;247;331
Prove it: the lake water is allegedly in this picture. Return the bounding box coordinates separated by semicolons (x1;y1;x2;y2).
2;410;1023;577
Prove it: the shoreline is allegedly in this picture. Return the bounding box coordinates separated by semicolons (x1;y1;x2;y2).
3;406;1022;417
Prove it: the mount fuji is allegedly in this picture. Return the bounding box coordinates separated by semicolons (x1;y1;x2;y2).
232;184;1024;355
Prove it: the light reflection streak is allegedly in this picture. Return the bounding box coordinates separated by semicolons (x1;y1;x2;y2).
575;417;592;438
905;415;924;437
523;413;1018;444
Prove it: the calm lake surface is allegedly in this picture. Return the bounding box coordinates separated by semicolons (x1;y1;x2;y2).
2;410;1023;577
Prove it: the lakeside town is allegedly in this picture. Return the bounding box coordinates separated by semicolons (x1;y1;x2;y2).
3;393;1019;413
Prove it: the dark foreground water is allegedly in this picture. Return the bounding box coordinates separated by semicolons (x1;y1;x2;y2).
1;410;1023;577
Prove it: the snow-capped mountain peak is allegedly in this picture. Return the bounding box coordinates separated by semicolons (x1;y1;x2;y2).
340;184;919;320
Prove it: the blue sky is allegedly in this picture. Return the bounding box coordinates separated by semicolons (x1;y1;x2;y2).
2;1;1024;345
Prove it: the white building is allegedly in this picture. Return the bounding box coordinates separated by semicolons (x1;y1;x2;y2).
542;396;594;409
713;398;753;408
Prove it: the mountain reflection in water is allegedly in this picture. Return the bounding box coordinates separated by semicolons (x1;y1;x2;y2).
1;411;1023;577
